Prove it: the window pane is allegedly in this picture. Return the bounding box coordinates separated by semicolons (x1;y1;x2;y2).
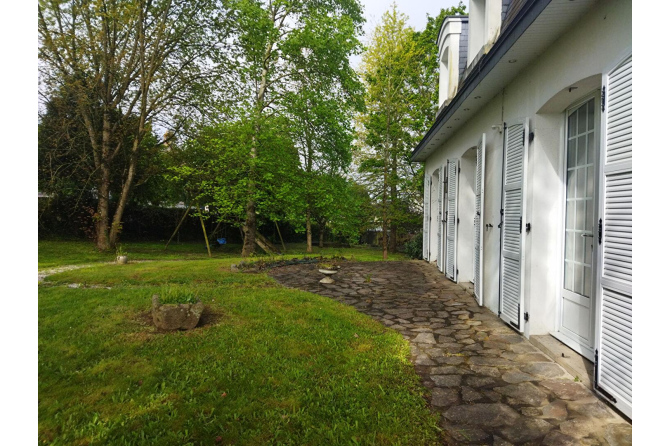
567;169;576;199
567;139;577;168
568;111;578;138
586;199;594;233
576;200;585;230
565;232;574;261
587;99;595;131
586;166;594;199
577;104;587;134
584;266;592;297
587;132;595;164
577;135;587;166
577;167;586;199
575;231;584;262
564;261;573;290
583;235;593;266
567;201;575;230
574;264;584;294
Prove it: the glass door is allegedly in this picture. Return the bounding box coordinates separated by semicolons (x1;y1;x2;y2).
559;96;599;356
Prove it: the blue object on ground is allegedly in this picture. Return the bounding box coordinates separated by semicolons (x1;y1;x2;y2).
217;238;227;245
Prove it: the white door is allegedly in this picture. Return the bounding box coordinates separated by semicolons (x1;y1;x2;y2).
436;166;445;272
474;134;486;305
423;173;431;261
499;119;529;332
558;95;599;358
594;54;632;419
445;160;459;281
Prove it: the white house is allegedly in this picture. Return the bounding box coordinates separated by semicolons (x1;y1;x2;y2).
413;0;632;419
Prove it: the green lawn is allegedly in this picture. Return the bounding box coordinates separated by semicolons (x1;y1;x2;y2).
39;244;439;445
38;239;408;269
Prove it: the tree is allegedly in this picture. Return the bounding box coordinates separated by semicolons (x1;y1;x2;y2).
229;0;364;256
287;81;362;252
356;2;467;259
38;0;234;250
356;4;422;259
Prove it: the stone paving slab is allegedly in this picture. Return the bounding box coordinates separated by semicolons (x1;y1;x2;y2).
268;260;632;446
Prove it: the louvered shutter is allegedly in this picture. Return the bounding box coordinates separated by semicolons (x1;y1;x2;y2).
423;173;430;260
445;160;459;281
474;134;486;304
595;54;632;419
499;119;529;331
436;166;445;271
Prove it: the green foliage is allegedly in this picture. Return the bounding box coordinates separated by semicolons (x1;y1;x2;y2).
356;5;425;252
405;232;424;260
159;284;199;305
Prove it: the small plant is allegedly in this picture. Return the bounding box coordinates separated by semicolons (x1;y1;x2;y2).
159;284;199;305
115;244;126;257
318;262;337;270
574;375;581;382
364;274;372;283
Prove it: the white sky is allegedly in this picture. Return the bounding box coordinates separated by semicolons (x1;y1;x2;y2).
352;0;464;68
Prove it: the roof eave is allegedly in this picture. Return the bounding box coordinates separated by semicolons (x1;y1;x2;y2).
412;0;551;163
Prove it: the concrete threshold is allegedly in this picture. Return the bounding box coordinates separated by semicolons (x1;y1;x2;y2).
529;334;594;389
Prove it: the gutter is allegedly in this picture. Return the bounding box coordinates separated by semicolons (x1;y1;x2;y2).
411;0;551;162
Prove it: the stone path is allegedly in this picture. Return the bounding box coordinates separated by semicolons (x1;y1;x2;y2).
268;261;632;446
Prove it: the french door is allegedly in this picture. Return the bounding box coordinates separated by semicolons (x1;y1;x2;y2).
558;95;600;358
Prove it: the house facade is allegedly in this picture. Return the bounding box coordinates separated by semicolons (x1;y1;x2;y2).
413;0;632;418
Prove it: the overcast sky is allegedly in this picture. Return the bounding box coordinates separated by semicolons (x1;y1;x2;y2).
352;0;464;68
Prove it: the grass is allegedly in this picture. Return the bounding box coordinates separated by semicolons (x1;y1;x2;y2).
38;239;408;269
39;243;439;445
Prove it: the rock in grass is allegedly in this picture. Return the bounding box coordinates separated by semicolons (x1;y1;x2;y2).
151;295;204;330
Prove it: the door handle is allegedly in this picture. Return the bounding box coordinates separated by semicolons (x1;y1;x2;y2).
581;233;594;237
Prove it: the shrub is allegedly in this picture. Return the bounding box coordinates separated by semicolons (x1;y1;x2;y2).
405;233;423;260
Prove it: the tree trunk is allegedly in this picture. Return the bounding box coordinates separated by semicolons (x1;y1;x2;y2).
95;112;113;251
241;194;256;257
109;136;142;247
389;155;398;253
95;163;111;251
306;208;312;253
319;227;324;249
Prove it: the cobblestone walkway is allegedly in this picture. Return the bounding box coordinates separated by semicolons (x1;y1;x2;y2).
268;260;632;446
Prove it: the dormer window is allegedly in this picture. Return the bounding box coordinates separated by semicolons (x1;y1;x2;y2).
467;0;502;66
437;16;468;108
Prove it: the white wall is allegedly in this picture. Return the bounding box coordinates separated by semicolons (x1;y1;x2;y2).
423;0;631;337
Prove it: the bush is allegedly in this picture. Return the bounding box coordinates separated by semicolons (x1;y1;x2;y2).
405;232;423;259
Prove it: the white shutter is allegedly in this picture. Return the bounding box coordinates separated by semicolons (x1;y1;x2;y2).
436;166;445;271
423;173;430;260
499;119;529;331
445;160;459;281
595;54;632;419
474;134;486;305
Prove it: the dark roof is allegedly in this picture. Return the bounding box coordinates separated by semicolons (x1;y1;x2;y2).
501;0;531;33
411;0;551;162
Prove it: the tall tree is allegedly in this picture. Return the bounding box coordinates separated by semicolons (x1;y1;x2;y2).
38;0;233;250
230;0;364;256
357;2;467;258
288;82;362;253
357;4;421;259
